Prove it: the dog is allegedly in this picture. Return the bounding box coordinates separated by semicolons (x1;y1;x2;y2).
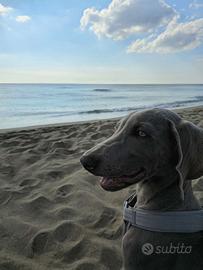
80;108;203;270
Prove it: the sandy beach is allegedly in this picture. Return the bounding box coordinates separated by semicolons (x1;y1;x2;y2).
0;106;202;270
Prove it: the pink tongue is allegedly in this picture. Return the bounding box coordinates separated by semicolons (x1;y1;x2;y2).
100;177;112;187
100;177;120;190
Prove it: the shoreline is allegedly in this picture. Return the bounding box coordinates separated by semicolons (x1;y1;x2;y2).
1;104;203;134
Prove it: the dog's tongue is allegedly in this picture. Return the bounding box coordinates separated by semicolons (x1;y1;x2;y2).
100;177;127;191
99;170;145;191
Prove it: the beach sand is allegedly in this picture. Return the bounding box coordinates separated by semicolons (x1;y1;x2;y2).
0;106;202;270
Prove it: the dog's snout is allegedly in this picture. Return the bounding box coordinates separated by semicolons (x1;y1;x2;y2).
80;154;100;172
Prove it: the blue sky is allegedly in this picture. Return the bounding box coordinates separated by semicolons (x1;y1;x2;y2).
0;0;203;83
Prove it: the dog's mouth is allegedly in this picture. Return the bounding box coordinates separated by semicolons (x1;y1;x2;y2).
99;168;146;191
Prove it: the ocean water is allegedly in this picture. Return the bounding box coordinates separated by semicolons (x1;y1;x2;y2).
0;84;203;129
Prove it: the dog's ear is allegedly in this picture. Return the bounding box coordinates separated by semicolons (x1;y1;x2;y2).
168;119;203;200
168;120;184;200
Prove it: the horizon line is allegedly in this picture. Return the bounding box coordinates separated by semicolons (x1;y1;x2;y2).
0;82;203;85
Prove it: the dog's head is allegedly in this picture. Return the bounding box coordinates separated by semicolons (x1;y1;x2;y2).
80;108;203;196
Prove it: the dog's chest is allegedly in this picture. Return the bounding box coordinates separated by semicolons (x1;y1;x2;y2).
122;226;203;270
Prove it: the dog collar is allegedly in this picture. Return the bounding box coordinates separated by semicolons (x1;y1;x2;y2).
123;194;203;233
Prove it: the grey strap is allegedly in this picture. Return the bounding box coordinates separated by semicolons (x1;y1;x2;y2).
123;201;203;233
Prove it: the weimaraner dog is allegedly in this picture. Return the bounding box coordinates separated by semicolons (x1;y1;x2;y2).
80;108;203;270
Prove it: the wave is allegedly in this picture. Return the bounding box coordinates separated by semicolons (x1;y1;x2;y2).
93;88;112;92
9;95;203;118
78;96;203;115
12;111;75;117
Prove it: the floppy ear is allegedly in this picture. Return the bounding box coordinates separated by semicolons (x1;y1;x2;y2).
176;120;203;180
168;119;203;200
168;120;184;200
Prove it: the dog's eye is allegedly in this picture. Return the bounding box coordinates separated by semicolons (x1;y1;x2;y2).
131;126;149;137
138;130;147;137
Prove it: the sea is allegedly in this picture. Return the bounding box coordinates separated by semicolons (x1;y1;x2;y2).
0;84;203;129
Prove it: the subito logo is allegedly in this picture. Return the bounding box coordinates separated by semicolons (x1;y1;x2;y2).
141;243;154;255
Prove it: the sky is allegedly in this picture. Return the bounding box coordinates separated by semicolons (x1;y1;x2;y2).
0;0;203;84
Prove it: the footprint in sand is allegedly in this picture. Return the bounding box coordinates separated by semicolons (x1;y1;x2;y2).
55;206;77;219
23;195;52;212
19;178;40;188
53;221;83;242
47;170;65;179
92;207;117;228
62;237;89;264
30;231;50;255
55;184;73;197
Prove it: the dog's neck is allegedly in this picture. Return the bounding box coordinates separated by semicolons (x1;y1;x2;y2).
136;170;201;211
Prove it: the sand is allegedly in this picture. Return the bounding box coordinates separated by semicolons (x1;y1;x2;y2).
0;106;202;270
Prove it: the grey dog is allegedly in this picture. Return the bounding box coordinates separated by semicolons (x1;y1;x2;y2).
80;108;203;270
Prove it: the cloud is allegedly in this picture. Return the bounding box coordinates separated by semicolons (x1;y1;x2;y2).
0;3;12;15
127;18;203;53
189;1;203;9
16;15;31;23
80;0;177;40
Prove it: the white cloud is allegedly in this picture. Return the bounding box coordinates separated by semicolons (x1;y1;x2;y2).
80;0;177;40
189;1;203;9
16;15;31;23
127;18;203;53
0;3;31;24
0;3;12;15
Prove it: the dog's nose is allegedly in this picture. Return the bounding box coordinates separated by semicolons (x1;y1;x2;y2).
80;154;100;172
